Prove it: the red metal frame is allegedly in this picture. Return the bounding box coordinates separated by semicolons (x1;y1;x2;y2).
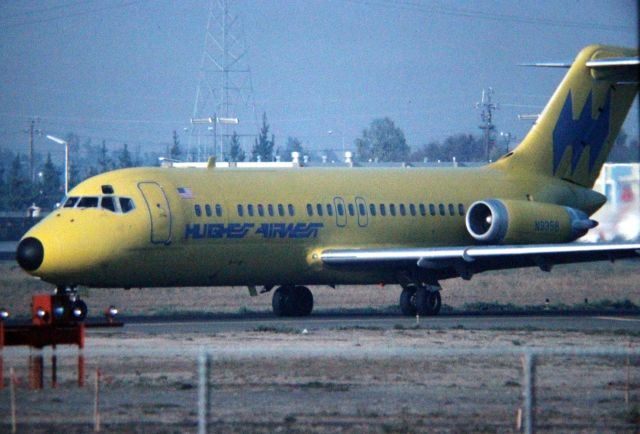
0;294;122;389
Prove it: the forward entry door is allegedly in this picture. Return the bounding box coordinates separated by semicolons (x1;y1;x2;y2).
138;182;172;244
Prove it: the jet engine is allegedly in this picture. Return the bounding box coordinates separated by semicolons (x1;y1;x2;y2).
465;199;598;244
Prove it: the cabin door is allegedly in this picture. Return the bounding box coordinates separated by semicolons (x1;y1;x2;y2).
138;182;172;244
333;196;347;227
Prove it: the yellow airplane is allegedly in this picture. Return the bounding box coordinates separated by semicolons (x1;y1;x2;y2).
16;45;640;320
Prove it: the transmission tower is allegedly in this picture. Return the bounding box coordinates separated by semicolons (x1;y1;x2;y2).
476;87;498;162
188;0;258;162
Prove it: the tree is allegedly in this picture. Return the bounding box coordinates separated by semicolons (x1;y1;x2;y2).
170;130;182;160
355;118;409;162
284;137;304;160
228;131;245;162
0;159;6;210
7;153;32;210
118;143;133;168
97;140;112;173
251;112;275;162
39;153;62;209
411;134;485;163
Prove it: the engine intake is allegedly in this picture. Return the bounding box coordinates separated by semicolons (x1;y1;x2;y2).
465;199;597;244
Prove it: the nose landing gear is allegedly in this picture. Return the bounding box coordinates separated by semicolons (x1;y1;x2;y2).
52;287;88;323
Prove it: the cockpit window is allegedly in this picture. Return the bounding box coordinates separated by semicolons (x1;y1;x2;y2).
77;197;99;208
61;195;135;214
101;196;116;212
119;197;135;213
63;197;79;208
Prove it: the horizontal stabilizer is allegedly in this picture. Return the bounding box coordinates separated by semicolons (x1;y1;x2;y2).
520;57;639;69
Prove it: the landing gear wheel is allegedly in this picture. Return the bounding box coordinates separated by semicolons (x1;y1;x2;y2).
399;287;417;316
72;299;88;322
272;286;293;317
272;285;314;317
415;288;442;316
293;286;313;317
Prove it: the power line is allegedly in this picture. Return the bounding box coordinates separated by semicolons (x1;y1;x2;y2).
343;0;636;32
0;0;100;21
1;0;150;29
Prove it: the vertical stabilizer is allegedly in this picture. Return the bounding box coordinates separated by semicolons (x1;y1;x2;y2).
494;45;638;188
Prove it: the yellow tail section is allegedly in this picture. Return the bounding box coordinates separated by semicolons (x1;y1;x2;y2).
495;45;638;188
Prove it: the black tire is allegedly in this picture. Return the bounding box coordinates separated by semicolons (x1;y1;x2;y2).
293;286;314;316
72;299;88;321
399;287;417;316
415;289;441;316
272;286;292;317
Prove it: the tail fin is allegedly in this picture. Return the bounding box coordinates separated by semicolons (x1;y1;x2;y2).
494;45;639;188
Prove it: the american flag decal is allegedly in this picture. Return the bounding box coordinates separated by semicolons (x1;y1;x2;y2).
177;187;194;199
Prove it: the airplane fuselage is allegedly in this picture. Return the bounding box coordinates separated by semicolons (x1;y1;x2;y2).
23;165;605;289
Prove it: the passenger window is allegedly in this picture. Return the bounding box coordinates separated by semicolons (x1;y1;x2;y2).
448;204;455;216
358;203;366;215
268;204;274;217
205;204;212;217
195;204;202;217
326;204;334;216
429;204;436;216
258;204;264;217
78;197;99;208
237;204;244;217
119;198;135;213
288;204;295;216
399;204;406;216
247;204;254;217
458;204;465;216
348;204;355;216
419;204;426;216
389;204;396;216
277;204;285;217
337;203;344;216
101;196;116;212
316;204;323;217
439;204;445;216
369;204;376;216
380;204;386;216
63;197;79;208
409;204;416;216
215;204;223;217
306;204;313;216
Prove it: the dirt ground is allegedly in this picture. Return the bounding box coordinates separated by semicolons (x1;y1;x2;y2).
2;259;640;432
2;328;640;433
1;259;639;319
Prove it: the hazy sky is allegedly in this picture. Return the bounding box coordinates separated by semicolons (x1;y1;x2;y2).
0;0;638;161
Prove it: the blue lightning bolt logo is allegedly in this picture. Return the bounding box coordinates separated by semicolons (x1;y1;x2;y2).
552;89;611;176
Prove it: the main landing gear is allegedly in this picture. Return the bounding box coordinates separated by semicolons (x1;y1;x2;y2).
52;286;88;322
272;285;314;317
399;283;442;317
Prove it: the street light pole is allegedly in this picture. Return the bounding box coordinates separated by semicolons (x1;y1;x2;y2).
46;135;69;196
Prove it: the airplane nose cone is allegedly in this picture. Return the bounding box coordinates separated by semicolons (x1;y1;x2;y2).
16;237;44;271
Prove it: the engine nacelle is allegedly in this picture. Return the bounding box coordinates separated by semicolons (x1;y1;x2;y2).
465;199;598;244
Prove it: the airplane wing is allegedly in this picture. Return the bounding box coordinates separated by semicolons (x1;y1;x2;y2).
321;243;640;280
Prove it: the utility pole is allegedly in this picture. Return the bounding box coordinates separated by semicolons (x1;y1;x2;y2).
24;119;42;182
188;0;257;162
476;88;498;162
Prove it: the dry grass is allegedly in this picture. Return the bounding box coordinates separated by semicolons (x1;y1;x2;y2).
1;259;638;318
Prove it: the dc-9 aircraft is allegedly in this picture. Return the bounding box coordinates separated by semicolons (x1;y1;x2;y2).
16;45;640;320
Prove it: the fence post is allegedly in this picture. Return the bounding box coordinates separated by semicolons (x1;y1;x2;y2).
522;351;537;434
198;351;212;434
